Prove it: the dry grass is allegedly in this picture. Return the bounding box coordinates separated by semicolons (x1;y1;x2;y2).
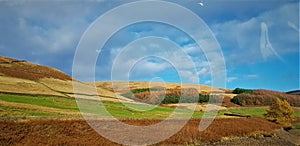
165;103;227;112
0;56;72;81
0;118;281;145
233;89;300;106
93;81;224;94
0;76;66;97
132;88;198;100
0;56;74;97
39;78;74;93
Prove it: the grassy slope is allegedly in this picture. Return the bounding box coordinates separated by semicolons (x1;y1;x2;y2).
0;105;59;117
226;107;268;117
1;94;299;119
0;94;201;119
225;107;300;118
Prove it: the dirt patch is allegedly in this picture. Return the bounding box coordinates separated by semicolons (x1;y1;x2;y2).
223;96;240;107
276;129;300;145
209;136;294;146
0;118;281;145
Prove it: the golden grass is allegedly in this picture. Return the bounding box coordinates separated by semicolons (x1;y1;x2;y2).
0;56;72;81
0;76;65;97
93;81;225;94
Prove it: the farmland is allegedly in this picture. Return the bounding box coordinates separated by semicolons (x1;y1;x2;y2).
1;93;300;145
1;90;300;145
1;56;300;145
2;94;299;119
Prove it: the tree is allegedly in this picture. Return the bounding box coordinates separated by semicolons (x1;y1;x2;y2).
232;88;253;94
265;98;295;129
231;96;243;106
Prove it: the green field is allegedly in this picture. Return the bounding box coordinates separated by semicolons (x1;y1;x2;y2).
0;95;78;111
0;94;299;120
225;107;268;117
0;94;201;119
224;107;300;118
0;105;60;117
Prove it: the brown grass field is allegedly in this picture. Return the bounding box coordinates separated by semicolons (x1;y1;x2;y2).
233;89;300;106
0;56;72;81
93;81;226;94
0;118;282;145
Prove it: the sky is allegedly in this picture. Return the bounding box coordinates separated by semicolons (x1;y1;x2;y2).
0;0;299;92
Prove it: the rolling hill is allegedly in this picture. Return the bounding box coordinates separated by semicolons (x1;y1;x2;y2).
0;55;237;117
0;56;133;102
0;55;299;145
0;56;232;101
0;56;72;97
287;90;300;96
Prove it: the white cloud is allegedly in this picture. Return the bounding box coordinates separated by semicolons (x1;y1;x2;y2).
260;22;282;61
176;36;190;44
1;0;297;86
227;77;237;83
197;68;209;76
182;43;201;54
204;80;211;85
212;2;299;65
196;61;212;77
131;60;171;76
179;70;198;83
110;47;122;57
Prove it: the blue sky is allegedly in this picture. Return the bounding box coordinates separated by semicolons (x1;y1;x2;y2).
0;0;299;92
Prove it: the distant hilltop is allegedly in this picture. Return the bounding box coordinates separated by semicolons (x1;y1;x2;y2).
286;90;300;95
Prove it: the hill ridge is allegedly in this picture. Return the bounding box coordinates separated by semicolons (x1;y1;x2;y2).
0;56;72;81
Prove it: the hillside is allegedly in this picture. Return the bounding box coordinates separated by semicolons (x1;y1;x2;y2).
0;55;237;116
0;56;110;99
0;56;141;103
0;56;299;145
0;56;73;97
231;89;300;107
287;90;300;96
0;56;233;99
89;82;234;96
0;56;72;81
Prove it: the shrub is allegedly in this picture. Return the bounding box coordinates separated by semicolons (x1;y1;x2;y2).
265;98;295;129
231;96;244;106
161;95;180;104
230;90;300;106
232;88;253;94
198;94;209;103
